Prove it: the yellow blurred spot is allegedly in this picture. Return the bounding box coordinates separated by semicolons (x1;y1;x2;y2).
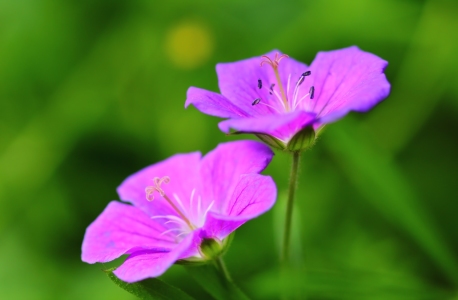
164;21;213;69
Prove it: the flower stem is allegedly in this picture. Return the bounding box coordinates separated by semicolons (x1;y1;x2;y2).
281;151;301;264
215;256;232;282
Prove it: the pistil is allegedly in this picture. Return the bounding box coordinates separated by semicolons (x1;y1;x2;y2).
261;53;290;112
145;176;195;230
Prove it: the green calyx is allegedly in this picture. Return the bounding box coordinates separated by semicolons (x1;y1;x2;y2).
286;126;316;152
176;234;234;265
200;238;224;260
255;134;287;150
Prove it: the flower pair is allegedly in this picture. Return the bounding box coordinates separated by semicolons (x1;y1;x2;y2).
82;46;390;282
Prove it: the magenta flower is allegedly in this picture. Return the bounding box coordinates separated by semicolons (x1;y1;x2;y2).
81;141;276;282
185;46;390;151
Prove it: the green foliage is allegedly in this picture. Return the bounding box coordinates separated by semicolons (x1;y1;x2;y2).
105;268;194;300
185;264;250;300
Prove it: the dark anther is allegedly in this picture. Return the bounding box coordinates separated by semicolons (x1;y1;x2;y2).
252;98;261;105
269;84;275;95
258;79;262;89
297;71;311;86
309;86;315;99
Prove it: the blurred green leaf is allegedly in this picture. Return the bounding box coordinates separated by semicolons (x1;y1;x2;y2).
324;118;458;285
185;264;250;300
249;267;451;299
105;268;195;300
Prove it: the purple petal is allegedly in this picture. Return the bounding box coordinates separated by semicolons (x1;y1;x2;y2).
185;87;248;118
199;141;273;212
114;232;195;282
117;153;202;219
218;110;316;142
82;201;175;264
203;174;276;239
216;50;282;117
307;46;390;125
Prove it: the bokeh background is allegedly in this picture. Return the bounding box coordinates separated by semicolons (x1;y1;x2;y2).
1;0;458;299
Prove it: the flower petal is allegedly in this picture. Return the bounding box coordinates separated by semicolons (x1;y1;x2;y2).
185;87;248;118
82;201;175;264
203;174;276;239
117;153;201;219
308;46;390;125
199;141;273;213
218;110;316;143
113;232;195;282
216;50;284;116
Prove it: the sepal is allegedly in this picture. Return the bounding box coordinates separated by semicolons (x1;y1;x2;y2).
286;126;315;152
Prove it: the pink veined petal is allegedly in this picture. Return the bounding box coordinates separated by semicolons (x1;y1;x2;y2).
203;174;276;240
199;141;273;213
117;153;202;220
185;87;249;118
82;201;176;264
218;110;316;142
308;46;390;125
113;232;195;283
216;50;282;117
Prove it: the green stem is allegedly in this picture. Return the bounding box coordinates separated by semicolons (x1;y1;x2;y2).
281;151;301;264
215;256;232;282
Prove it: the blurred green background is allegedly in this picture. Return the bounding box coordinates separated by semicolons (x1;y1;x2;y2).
1;0;458;299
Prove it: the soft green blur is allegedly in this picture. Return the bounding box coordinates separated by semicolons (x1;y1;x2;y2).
1;0;458;299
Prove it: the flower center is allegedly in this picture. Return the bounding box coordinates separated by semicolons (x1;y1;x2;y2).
145;176;195;230
145;176;214;240
257;53;314;113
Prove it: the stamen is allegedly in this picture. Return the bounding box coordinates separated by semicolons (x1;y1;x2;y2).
151;215;188;227
190;189;195;211
286;74;291;95
164;220;189;228
258;101;282;113
203;201;215;218
173;193;187;214
258;79;262;89
269;84;275;95
294;92;310;110
160;228;186;237
272;89;287;111
197;195;202;218
176;231;191;238
309;86;315;99
252;98;261;106
297;71;311;86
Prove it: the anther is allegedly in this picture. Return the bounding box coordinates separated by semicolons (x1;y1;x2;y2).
297;71;311;86
269;84;275;95
258;79;262;89
309;86;315;99
252;98;261;105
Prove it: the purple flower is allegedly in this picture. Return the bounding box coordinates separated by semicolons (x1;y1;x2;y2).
81;141;276;282
185;46;390;151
